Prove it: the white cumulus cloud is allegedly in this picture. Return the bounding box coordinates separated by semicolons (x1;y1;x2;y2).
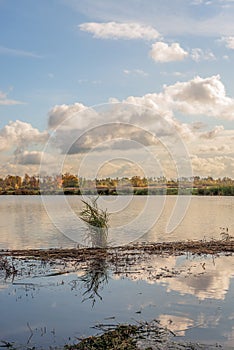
46;74;234;162
150;42;189;62
0;120;49;152
48;102;94;130
0;73;233;178
163;75;234;119
191;48;216;62
221;36;234;49
79;21;160;40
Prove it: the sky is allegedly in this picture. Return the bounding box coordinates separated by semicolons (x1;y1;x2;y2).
0;0;234;179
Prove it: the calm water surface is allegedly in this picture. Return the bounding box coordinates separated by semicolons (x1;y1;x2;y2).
0;195;233;249
0;254;234;349
0;195;233;348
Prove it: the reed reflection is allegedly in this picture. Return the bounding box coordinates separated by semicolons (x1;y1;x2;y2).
79;252;109;306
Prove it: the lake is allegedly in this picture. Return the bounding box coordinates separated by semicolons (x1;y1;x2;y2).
0;195;233;249
0;195;233;349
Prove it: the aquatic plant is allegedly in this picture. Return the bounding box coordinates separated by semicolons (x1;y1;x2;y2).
79;197;109;229
0;257;17;278
64;319;217;349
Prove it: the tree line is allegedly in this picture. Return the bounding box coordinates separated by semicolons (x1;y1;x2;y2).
0;173;233;195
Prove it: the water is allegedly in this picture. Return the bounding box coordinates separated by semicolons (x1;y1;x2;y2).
0;195;233;249
0;195;233;348
0;254;234;348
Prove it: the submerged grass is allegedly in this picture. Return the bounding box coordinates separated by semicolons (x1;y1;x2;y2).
0;256;17;278
79;197;109;229
65;325;138;350
64;321;224;350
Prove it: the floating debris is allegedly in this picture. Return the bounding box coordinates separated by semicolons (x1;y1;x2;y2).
1;239;233;262
64;320;224;350
0;256;17;278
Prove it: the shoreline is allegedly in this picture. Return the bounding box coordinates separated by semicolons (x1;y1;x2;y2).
1;190;234;196
2;239;234;259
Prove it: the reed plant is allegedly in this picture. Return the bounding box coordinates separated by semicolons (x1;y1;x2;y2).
79;197;109;229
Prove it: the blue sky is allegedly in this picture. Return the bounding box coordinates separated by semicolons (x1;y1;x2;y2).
0;0;234;178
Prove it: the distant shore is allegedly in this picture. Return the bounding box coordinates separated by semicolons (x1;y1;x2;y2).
1;174;234;195
0;186;234;195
